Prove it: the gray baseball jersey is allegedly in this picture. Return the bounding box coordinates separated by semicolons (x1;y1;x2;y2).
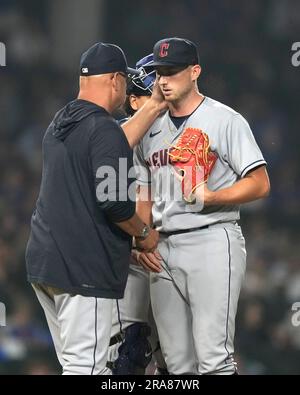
134;96;266;232
134;96;266;374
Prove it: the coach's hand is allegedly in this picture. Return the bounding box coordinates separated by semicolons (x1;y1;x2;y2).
150;79;168;114
136;250;162;273
135;228;159;253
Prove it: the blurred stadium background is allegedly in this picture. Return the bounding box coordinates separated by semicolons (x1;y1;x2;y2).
0;0;300;375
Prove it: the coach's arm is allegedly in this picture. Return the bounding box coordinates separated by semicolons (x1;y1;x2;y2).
133;185;163;273
121;81;167;148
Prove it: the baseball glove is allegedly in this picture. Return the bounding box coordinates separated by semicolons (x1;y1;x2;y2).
168;128;217;203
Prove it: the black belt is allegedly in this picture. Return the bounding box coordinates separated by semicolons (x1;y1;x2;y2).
160;225;209;237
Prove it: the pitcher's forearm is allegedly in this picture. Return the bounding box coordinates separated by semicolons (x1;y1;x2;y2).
205;167;270;206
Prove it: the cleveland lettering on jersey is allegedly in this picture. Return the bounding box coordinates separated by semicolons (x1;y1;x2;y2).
145;149;171;169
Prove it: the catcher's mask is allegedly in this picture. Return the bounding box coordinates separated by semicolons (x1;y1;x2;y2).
127;53;155;96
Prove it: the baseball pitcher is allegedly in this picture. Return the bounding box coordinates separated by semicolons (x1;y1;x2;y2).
134;37;270;375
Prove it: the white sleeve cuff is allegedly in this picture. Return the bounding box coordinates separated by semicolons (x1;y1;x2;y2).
240;160;267;178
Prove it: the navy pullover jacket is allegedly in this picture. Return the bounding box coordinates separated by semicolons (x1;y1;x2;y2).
26;99;135;298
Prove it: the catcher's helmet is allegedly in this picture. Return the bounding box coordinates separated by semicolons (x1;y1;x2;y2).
127;53;155;96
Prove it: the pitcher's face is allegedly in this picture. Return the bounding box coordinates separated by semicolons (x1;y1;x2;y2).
156;65;200;103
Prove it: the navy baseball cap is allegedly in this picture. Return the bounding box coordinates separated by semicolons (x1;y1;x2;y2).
127;53;155;96
152;37;199;67
80;42;140;76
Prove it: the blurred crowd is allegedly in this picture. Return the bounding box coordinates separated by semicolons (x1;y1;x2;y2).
0;0;300;374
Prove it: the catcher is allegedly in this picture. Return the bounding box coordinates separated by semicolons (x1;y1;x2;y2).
108;54;168;375
134;37;270;375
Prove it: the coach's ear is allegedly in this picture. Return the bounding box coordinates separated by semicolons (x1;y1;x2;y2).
111;72;120;91
191;65;201;81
